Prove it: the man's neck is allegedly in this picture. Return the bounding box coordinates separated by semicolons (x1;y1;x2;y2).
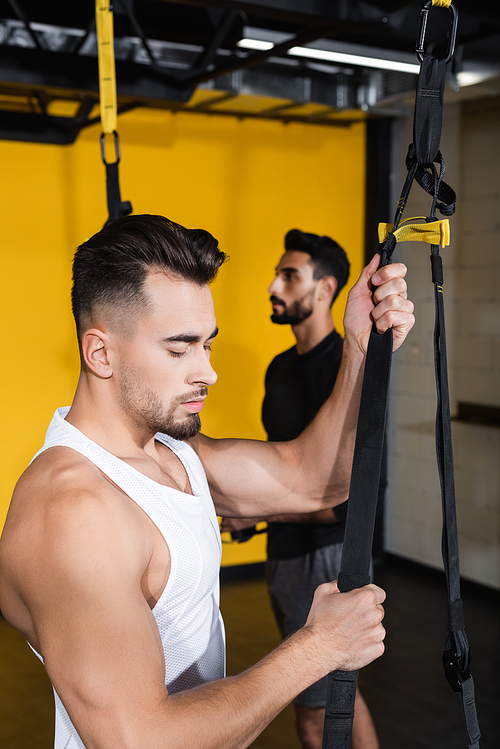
66;376;157;458
292;314;335;355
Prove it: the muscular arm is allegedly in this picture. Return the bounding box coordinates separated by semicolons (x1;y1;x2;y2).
0;456;386;749
197;257;414;519
200;345;364;518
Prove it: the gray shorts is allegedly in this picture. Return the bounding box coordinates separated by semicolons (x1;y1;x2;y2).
266;543;344;708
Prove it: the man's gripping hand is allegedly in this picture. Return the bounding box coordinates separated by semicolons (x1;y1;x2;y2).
302;582;386;677
343;254;415;355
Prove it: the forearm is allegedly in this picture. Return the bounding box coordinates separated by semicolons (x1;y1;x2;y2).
160;628;322;749
266;508;340;524
289;340;365;507
260;508;341;525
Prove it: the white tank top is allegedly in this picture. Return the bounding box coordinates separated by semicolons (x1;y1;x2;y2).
31;407;225;749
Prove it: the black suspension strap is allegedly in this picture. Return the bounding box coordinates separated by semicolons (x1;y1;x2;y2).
95;0;132;227
432;234;481;749
100;131;132;227
322;235;395;748
322;3;480;747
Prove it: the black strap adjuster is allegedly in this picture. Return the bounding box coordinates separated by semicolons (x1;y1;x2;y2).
443;648;472;693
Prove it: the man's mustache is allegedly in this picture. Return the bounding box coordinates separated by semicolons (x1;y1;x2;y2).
270;295;285;306
175;387;208;407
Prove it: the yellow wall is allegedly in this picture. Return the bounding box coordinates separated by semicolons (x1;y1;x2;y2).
0;108;365;566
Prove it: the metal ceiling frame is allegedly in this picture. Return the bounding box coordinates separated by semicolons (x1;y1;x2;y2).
0;0;498;144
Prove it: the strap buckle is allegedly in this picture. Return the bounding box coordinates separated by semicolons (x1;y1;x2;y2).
100;130;121;165
416;1;458;64
442;648;472;693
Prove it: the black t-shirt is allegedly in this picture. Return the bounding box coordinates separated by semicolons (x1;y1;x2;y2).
262;330;348;559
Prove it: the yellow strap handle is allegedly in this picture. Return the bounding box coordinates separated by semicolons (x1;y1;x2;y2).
378;216;450;248
432;0;452;7
95;0;117;135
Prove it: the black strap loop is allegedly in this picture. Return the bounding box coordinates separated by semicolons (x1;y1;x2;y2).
406;146;456;216
103;161;133;227
100;132;132;227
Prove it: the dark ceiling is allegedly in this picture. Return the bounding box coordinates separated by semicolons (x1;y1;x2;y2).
0;0;498;143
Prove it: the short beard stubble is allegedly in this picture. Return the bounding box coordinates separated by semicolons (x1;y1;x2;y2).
118;366;206;441
270;287;315;325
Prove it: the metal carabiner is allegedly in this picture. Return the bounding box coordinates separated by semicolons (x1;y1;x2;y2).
416;0;458;65
100;131;121;165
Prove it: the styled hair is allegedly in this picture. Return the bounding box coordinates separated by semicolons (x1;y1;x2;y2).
284;229;350;304
72;214;227;340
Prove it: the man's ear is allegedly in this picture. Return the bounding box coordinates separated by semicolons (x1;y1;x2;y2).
81;329;113;378
318;276;337;304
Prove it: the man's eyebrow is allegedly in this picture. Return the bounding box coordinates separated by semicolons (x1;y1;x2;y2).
163;326;219;344
277;266;299;273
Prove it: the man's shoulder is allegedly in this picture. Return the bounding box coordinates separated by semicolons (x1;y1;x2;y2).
16;445;108;502
5;447;144;563
316;329;343;355
265;345;296;376
315;331;343;364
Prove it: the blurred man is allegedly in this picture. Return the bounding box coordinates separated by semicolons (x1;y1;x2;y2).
223;230;380;748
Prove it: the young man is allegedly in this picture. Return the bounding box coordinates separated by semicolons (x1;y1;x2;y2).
223;230;380;749
0;215;414;749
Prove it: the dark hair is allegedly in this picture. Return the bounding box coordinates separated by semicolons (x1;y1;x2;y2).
72;214;227;340
284;229;350;304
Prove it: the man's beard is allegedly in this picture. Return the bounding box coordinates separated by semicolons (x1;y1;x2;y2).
118;366;206;440
270;287;315;325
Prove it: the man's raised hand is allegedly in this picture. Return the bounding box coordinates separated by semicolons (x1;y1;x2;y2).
343;254;415;355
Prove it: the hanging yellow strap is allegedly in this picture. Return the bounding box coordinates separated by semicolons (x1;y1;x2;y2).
378;216;450;248
432;0;452;8
95;0;117;135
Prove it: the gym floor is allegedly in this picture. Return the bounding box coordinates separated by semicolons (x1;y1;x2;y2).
0;555;498;748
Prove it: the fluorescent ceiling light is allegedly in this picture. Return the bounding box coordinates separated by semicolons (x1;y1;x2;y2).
237;38;420;74
237;38;274;51
288;46;420;74
456;70;495;87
